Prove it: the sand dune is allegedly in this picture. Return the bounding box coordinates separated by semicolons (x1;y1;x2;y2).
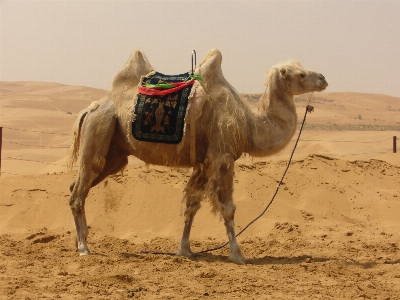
0;81;399;299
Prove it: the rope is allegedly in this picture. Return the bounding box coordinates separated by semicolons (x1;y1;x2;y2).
142;99;315;256
196;103;314;254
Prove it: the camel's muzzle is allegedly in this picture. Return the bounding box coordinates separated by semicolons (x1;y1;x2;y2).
316;74;328;91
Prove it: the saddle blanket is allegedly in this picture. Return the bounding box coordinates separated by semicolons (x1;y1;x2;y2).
132;72;194;144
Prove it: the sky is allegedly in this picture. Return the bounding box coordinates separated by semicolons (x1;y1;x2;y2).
1;0;400;97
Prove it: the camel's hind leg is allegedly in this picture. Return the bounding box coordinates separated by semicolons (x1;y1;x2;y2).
177;164;205;257
69;101;117;255
69;149;128;192
70;149;127;255
90;143;129;188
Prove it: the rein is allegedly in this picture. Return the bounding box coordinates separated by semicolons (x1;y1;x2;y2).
196;102;314;254
142;95;315;256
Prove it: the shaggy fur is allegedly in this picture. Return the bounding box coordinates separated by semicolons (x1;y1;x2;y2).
67;49;328;264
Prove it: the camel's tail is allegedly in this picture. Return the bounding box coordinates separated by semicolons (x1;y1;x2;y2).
67;101;100;171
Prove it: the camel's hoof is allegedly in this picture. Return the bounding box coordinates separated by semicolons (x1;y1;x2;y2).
79;249;93;256
228;254;247;265
176;248;194;258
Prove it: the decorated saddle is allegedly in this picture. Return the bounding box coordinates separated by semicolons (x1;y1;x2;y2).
132;72;198;144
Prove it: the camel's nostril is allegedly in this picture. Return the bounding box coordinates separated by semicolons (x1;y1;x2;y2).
319;74;325;80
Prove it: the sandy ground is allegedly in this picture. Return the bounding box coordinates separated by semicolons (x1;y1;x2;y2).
0;81;399;299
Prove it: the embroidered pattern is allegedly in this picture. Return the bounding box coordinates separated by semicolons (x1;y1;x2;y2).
132;72;193;144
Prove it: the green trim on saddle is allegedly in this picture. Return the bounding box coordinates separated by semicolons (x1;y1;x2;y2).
142;74;202;89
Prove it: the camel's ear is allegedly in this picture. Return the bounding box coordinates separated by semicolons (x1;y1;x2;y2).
279;67;287;79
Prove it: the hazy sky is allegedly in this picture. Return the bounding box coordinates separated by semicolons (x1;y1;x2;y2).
1;0;400;97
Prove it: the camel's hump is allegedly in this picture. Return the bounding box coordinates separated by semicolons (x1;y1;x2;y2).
196;48;226;86
111;48;226;93
111;50;154;93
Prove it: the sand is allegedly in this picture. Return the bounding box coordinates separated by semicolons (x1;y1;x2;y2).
0;81;399;299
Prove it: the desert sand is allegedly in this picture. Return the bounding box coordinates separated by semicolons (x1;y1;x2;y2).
0;81;399;299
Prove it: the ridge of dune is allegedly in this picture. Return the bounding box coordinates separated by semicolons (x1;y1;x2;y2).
1;81;399;176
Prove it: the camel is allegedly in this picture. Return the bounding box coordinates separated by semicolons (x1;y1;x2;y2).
67;49;328;264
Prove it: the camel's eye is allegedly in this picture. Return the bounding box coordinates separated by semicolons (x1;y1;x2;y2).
299;73;306;79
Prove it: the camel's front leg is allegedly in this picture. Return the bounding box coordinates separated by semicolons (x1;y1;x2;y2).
177;196;201;257
177;164;205;257
223;209;246;265
214;154;246;265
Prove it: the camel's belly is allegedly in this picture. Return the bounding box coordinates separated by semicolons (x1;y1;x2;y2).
131;141;192;168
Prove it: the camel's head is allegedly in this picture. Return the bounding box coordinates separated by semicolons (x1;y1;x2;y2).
266;60;328;96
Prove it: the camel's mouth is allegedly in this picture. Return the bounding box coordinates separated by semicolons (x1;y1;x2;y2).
314;81;328;92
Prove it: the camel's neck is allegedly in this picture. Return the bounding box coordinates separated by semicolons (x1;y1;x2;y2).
246;80;298;157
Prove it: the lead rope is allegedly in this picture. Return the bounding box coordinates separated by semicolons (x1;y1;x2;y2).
196;95;314;254
142;94;315;256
